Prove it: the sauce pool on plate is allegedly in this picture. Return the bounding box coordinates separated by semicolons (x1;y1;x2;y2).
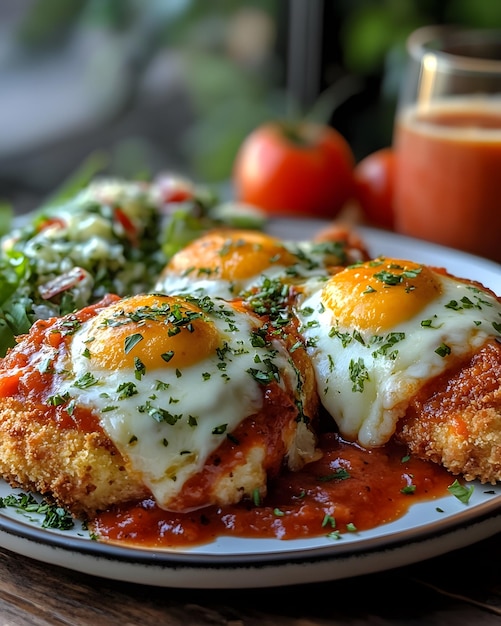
91;431;454;548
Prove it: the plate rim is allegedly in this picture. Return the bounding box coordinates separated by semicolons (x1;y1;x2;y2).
0;489;499;565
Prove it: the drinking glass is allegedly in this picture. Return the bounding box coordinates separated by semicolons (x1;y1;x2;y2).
393;26;501;263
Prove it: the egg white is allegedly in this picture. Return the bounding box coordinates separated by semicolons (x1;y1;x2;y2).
155;239;351;301
296;273;501;447
154;272;252;300
56;297;299;509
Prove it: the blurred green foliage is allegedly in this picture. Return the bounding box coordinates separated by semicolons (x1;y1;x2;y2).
5;0;501;195
329;0;501;159
339;0;501;77
340;0;423;76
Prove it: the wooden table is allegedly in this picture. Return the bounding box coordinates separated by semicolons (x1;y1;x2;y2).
0;531;499;625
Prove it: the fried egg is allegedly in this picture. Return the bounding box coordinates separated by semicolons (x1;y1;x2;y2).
154;228;361;300
53;293;312;511
295;257;501;448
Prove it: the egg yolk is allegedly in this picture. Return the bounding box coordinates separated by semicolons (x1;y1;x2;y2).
322;258;443;332
165;229;297;281
81;294;221;371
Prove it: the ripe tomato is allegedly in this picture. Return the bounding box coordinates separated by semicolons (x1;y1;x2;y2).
353;147;395;230
233;121;355;218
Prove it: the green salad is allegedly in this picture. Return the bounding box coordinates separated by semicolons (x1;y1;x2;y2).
0;174;266;356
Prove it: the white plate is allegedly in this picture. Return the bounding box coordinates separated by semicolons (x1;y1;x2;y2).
0;221;500;589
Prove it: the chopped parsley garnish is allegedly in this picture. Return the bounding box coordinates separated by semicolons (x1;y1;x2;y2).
124;333;143;354
421;317;441;329
374;265;422;286
212;424;227;435
0;492;74;530
322;514;336;528
138;401;181;425
326;530;342;540
117;381;138;399
226;432;240;445
400;484;416;495
318;468;351;482
329;327;352;348
47;392;70;406
371;332;405;358
435;343;451;357
155;380;170;391
243;277;292;319
448;479;474;503
73;372;98;389
349;358;370;392
247;356;280;384
134;356;146;379
252;488;262;507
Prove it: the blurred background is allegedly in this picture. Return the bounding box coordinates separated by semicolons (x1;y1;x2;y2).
1;0;501;214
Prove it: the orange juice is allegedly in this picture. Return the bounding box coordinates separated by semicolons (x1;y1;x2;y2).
394;97;501;263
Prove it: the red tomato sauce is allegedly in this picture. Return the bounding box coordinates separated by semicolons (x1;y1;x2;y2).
0;295;120;432
91;432;454;548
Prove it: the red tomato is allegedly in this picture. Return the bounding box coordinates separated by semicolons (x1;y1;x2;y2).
36;217;66;232
0;373;20;398
353;147;395;230
233;121;355;218
154;174;195;204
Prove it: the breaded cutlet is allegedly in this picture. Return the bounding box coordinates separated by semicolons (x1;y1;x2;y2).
395;339;501;484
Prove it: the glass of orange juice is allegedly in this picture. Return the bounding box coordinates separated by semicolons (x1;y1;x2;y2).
393;26;501;263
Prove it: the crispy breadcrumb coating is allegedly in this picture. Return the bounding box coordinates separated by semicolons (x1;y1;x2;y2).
0;397;149;518
395;340;501;484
